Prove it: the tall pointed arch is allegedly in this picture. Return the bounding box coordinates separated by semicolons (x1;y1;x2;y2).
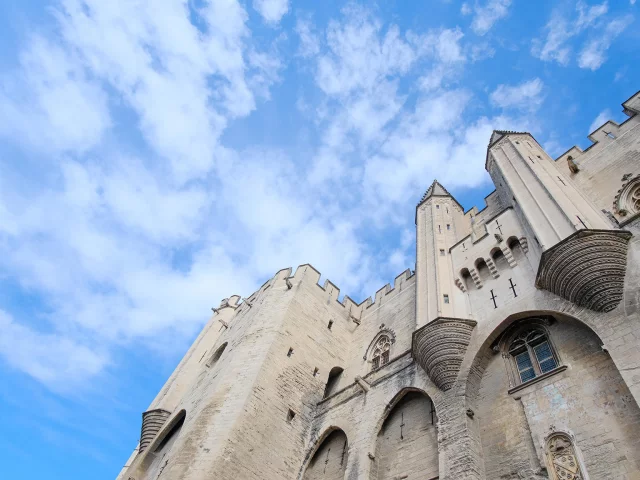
301;427;348;480
371;388;438;480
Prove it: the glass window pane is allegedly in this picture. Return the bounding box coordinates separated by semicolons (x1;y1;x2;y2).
515;351;536;382
381;351;389;365
534;341;557;373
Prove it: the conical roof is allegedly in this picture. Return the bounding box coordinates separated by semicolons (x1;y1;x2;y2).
416;180;464;212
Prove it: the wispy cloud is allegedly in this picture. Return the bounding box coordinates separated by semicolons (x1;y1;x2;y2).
468;0;512;36
578;15;634;70
253;0;289;25
532;1;632;70
588;109;612;133
490;78;545;111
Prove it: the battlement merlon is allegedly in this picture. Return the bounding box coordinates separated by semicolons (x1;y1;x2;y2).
555;90;640;167
230;264;415;323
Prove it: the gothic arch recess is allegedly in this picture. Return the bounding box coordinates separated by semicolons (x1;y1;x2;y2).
371;388;439;480
464;311;640;479
301;427;349;480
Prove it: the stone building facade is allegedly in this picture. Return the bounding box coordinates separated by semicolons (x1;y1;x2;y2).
117;90;640;480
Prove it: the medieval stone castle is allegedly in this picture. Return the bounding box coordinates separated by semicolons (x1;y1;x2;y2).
117;90;640;480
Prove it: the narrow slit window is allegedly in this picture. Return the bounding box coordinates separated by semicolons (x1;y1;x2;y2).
443;294;450;304
327;320;333;330
447;224;451;230
313;367;319;377
287;347;294;357
287;409;296;422
440;249;445;256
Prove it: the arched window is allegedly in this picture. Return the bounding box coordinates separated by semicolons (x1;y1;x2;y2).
508;328;558;384
460;268;474;290
475;258;490;280
490;247;509;270
154;411;186;453
372;335;391;370
205;342;227;368
324;367;344;398
507;236;525;261
545;432;586;480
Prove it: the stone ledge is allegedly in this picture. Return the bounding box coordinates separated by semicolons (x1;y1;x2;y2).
508;365;568;396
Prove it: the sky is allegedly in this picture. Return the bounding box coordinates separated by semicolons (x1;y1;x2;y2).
0;0;637;478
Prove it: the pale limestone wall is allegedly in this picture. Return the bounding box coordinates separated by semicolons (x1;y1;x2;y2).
303;429;348;480
555;110;640;226
475;316;640;479
342;270;415;383
374;391;438;480
416;191;470;327
117;92;640;480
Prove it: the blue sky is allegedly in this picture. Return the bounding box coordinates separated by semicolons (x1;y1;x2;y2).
0;0;637;478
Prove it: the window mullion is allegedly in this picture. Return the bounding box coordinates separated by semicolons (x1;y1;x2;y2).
528;344;542;375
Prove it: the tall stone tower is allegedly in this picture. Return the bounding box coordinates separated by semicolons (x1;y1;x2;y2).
415;180;470;326
117;90;640;480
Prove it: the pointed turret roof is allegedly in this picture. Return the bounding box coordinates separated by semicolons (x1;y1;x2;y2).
488;130;529;148
416;180;464;216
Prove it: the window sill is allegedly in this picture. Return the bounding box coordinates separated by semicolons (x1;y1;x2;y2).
508;365;567;395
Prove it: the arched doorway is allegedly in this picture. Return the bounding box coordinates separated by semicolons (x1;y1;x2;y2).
466;311;640;479
372;389;438;480
302;428;348;480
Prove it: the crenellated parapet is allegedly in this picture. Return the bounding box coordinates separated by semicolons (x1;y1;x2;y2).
232;264;416;325
412;317;477;391
555;90;640;174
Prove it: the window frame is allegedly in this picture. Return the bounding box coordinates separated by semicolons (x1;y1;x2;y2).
498;319;564;391
370;334;392;371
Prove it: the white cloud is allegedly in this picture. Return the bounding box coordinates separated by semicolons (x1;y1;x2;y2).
296;17;320;57
0;36;111;153
531;12;573;64
470;42;496;62
588;109;611;133
0;310;107;391
578;15;634;70
470;0;512;36
253;0;289;24
532;1;631;70
0;1;540;398
461;3;472;15
490;78;545;111
575;0;608;29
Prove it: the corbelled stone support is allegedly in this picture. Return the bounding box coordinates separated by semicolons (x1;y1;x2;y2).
536;229;632;312
139;408;171;453
412;317;477;391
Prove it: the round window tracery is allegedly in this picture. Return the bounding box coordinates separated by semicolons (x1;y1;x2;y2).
614;176;640;217
631;184;640;214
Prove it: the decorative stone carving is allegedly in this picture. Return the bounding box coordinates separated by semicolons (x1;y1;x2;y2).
139;408;171;453
536;229;632;312
613;174;640;217
546;433;586;480
412;317;477;391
